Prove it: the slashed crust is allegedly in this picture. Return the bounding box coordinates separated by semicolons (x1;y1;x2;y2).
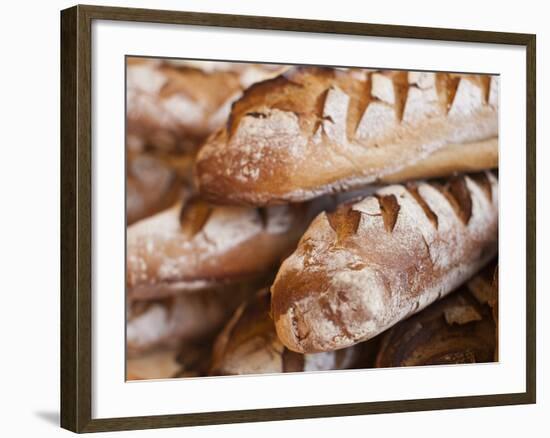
126;198;314;301
196;67;498;205
271;171;498;353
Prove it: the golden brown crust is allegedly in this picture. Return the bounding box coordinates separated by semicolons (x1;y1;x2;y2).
375;280;496;367
210;289;363;375
196;68;498;205
126;58;286;154
271;172;498;353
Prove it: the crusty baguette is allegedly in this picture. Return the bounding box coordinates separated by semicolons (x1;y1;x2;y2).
375;278;496;367
127;286;253;356
126;58;286;154
196;67;498;205
210;289;369;375
126;198;316;301
271;171;498;353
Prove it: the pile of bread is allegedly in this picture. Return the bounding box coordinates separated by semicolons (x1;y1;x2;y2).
126;58;499;380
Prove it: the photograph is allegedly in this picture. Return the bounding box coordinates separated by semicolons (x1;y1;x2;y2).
125;58;500;380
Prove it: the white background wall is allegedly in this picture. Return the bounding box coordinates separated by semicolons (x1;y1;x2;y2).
0;0;546;436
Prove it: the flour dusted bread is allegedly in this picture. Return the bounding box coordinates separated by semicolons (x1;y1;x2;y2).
127;58;286;154
196;67;498;205
126;197;317;301
271;171;498;353
210;289;369;375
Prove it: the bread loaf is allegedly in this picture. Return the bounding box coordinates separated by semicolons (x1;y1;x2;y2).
375;278;496;367
196;67;498;205
210;289;371;375
271;171;498;353
127;58;286;154
126;198;316;301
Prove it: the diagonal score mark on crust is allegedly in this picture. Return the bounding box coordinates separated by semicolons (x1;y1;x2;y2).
405;183;439;229
447;176;473;224
391;71;410;122
347;70;372;140
437;73;461;113
326;206;362;243
431;176;473;225
468;171;493;203
479;75;492;104
225;71;306;139
375;194;401;233
179;198;213;237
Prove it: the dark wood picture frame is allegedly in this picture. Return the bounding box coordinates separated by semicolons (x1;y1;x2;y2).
60;4;536;433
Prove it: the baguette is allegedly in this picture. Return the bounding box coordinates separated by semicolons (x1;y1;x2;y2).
196;67;498;205
210;289;370;375
271;171;498;353
127;58;286;154
375;278;496;367
126;198;316;301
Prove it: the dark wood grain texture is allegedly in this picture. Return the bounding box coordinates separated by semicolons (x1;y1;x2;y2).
60;4;536;433
525;33;536;404
61;4;93;432
60;6;78;432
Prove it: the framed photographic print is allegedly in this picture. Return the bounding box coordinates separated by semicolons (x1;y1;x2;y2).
60;4;536;433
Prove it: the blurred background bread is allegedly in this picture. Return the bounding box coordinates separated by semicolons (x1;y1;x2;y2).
126;57;286;155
